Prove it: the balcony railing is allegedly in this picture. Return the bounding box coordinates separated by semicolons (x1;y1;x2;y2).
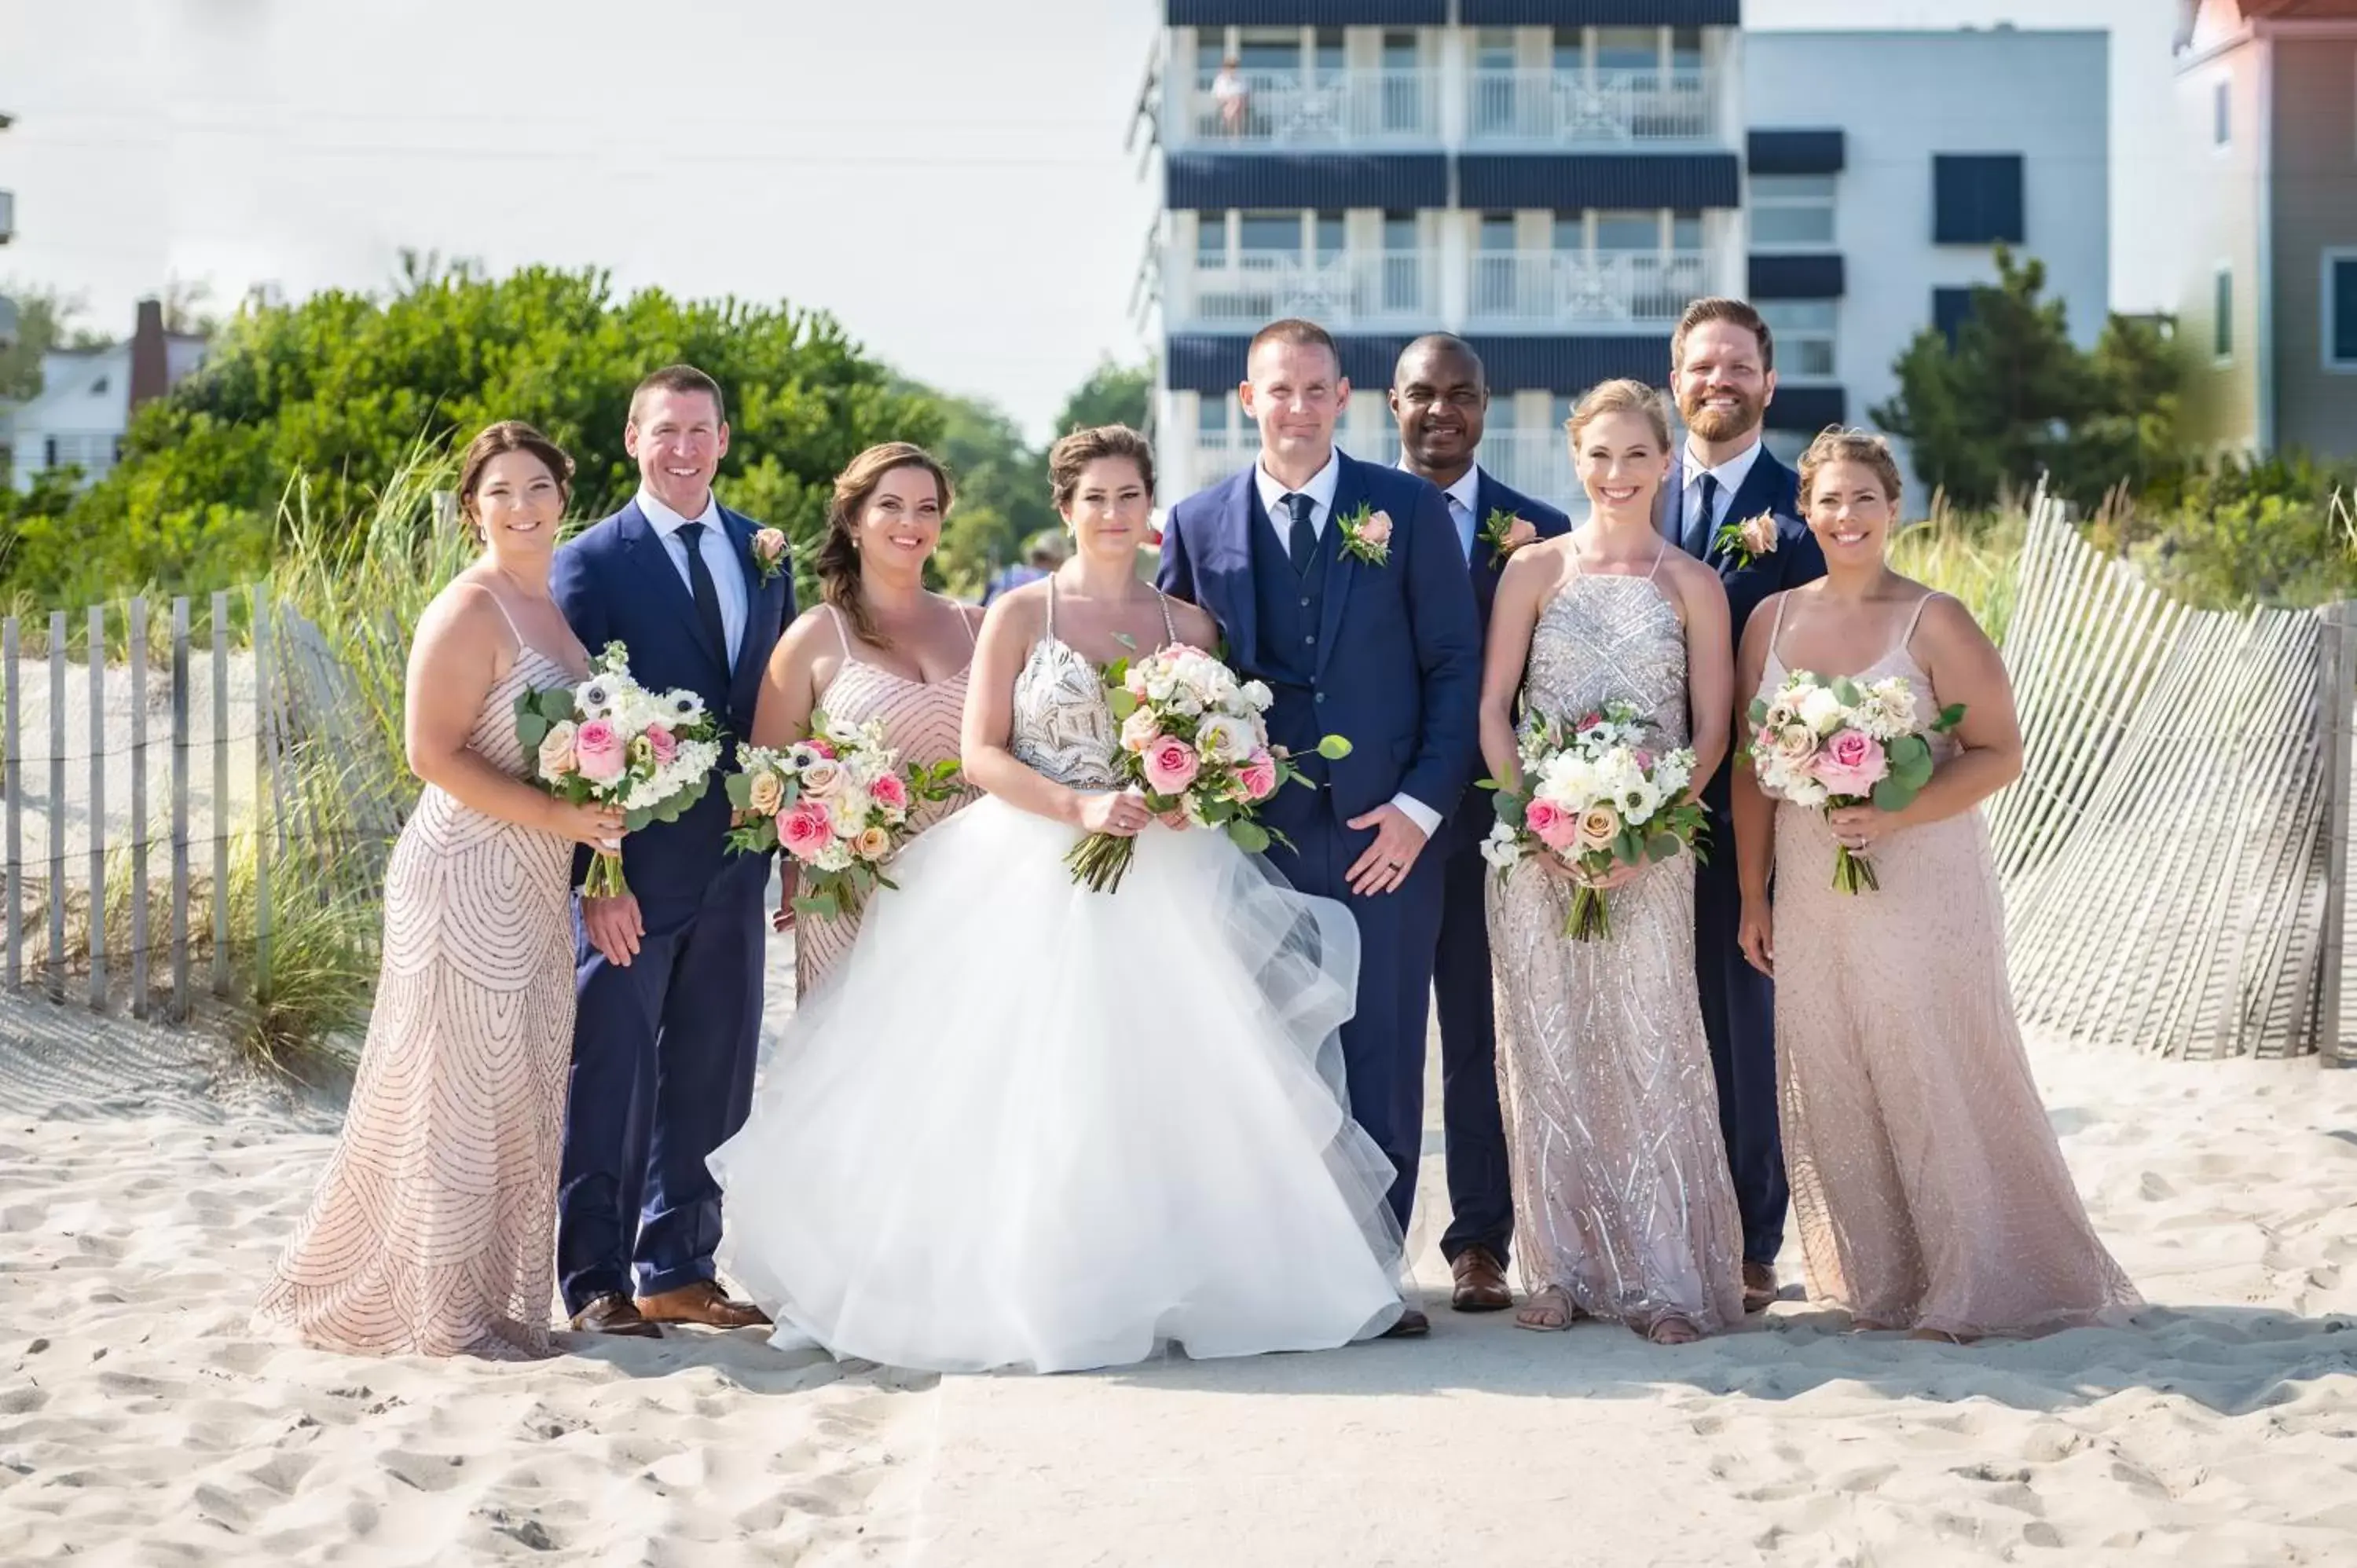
1465;68;1718;145
1166;69;1439;148
1476;432;1583;516
1180;250;1440;330
1468;250;1714;328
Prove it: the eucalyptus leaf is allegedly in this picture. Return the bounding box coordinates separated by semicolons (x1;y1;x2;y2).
1645;831;1681;863
1227;819;1271;854
1317;735;1353;760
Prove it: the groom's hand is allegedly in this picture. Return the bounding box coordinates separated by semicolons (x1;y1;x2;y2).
584;893;645;967
1346;805;1429;896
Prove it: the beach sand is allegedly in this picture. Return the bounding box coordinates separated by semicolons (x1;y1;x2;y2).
2;935;2353;1566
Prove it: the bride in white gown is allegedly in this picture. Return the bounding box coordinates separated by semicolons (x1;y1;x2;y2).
709;425;1406;1373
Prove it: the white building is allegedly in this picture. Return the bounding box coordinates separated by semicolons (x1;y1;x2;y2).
8;300;209;491
1743;27;2111;500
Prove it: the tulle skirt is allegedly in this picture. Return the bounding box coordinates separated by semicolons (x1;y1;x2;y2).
708;796;1405;1373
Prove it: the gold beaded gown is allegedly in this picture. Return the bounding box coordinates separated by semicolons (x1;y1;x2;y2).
1486;560;1747;1334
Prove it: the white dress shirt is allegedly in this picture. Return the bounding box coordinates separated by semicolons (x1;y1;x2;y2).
1678;437;1765;545
1255;452;1442;840
638;487;748;663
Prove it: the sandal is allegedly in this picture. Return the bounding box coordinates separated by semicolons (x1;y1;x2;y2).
1644;1313;1702;1346
1514;1287;1581;1332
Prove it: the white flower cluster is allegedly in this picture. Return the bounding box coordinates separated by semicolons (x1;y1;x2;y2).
1750;671;1920;809
1125;644;1270;724
1479;702;1697;872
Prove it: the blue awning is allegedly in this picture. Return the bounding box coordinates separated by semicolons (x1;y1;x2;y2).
1164;152;1450;211
1460;1;1740;22
1168;0;1445;21
1748;253;1846;299
1747;129;1846;176
1457;152;1741;211
1764;385;1848;433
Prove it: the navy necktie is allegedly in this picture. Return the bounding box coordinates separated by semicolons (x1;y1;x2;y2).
1684;471;1721;559
1282;492;1318;577
676;521;731;665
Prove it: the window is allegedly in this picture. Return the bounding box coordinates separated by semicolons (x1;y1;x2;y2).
1382;212;1423;313
1196;38;1226;89
2214;265;2234;361
43;436;57;468
1479;213;1519;252
2324;251;2357;370
2213;81;2231;148
1761;301;1837;379
1238;211;1301;256
1933;287;1976;347
1313;27;1343;81
1237;27;1300;75
1595;210;1659;251
1671;210;1704;252
1932;154;2025;245
1595;27;1658;74
1670;26;1704;75
90;375;110;396
1313;212;1344;263
1751;174;1836;248
1475;29;1515;71
1197;394;1232;441
1196;214;1228;267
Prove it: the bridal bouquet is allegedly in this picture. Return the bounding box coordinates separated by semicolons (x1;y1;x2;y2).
1069;643;1351;894
517;642;724;898
1746;670;1963;893
1479;702;1706;941
725;714;963;920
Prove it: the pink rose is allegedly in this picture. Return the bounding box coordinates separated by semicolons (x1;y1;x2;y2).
1524;797;1578;852
1633;749;1655;772
1237;749;1279;802
805;738;836;760
869;771;909;812
1142;735;1200;794
1811;728;1889;798
777;799;834;863
644;724;678;766
1358;511;1393;548
574;718;626;782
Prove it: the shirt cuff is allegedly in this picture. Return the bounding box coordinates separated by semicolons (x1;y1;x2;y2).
1389;793;1442;838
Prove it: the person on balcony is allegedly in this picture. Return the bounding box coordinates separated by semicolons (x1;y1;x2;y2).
1213;56;1248;137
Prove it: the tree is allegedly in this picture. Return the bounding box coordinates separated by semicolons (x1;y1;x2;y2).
0;266;940;606
0;284;114;404
1049;357;1154;440
911;386;1056;598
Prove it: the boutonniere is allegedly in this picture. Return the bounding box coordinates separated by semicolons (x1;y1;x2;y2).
1336;502;1392;566
750;526;790;585
1479;507;1538;568
1711;511;1780;569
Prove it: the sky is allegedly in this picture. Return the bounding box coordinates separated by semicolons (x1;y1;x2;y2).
0;0;2179;441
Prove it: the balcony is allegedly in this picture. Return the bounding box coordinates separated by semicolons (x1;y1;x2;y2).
1468;251;1715;329
1476;431;1582;515
1175;250;1439;331
1465;68;1719;146
1165;70;1439;149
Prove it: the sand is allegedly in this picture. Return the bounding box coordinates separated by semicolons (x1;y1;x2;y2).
2;939;2354;1566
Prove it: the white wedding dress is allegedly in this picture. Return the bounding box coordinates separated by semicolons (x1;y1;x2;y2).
708;588;1404;1373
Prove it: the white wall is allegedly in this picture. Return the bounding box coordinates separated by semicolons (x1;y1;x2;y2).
9;346;132;489
1747;28;2111;505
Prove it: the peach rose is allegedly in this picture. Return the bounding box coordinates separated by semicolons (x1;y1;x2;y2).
746;769;785;816
536;720;580;780
853;824;893;861
1575;804;1621;852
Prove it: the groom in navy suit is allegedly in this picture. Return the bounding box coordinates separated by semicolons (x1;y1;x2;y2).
1384;335;1569;1315
1160;319;1485;1339
1657;299;1826;1312
551;366;794;1338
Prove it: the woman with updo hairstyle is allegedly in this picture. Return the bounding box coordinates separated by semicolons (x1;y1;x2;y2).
750;441;981;997
1731;427;2138;1341
258;420;621;1360
1475;376;1745;1344
710;423;1419;1374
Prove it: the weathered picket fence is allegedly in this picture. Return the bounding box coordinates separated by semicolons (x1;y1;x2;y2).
1989;499;2354;1061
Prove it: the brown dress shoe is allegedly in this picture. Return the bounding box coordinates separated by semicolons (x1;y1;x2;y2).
1742;1261;1779;1313
1450;1247;1513;1313
1380;1305;1431;1339
635;1280;772;1329
569;1292;662;1338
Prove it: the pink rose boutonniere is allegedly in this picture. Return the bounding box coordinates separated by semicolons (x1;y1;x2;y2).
1336;502;1393;566
1480;507;1539;567
1712;511;1781;569
750;526;790;586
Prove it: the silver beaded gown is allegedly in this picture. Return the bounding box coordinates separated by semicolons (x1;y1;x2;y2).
1486;563;1746;1333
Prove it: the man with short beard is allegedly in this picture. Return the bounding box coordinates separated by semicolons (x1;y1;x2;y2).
1385;334;1569;1314
1657;298;1826;1313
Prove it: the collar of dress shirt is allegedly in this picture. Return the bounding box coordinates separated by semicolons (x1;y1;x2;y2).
636;486;724;539
1253;449;1341;526
1681;436;1764;507
1391;458;1482;517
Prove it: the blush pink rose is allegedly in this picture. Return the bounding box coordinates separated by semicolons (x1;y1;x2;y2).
1811;728;1890;797
805;738;837;760
1524;797;1578;852
778;799;834;863
869;771;909;812
574;718;626;782
1142;736;1200;794
644;724;678;766
1237;749;1279;801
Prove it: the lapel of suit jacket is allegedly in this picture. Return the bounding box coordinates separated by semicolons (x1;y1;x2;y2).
619;499;731;682
719;506;780;719
1657;450;1686;546
1211;471;1262;669
1713;448;1789;583
1312;453;1366;683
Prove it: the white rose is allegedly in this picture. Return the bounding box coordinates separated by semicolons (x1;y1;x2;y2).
1194;713;1252;764
1240;680;1274;711
1120;706;1161;754
1798;685;1849;737
1479;822;1522;871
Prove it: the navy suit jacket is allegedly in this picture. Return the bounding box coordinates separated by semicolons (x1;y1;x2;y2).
1450;467;1573;855
550;498;795;903
1158;452;1485;844
1658;444;1826;812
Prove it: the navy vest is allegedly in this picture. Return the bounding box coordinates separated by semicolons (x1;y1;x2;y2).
1249;492;1340;689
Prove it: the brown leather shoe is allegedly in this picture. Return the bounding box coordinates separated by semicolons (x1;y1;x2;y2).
569;1292;662;1338
635;1280;772;1329
1742;1261;1780;1314
1380;1305;1431;1339
1450;1247;1513;1313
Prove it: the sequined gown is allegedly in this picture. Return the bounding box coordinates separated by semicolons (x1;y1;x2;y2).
1762;596;2139;1337
1487;566;1747;1334
794;605;977;998
257;640;581;1360
709;584;1405;1372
